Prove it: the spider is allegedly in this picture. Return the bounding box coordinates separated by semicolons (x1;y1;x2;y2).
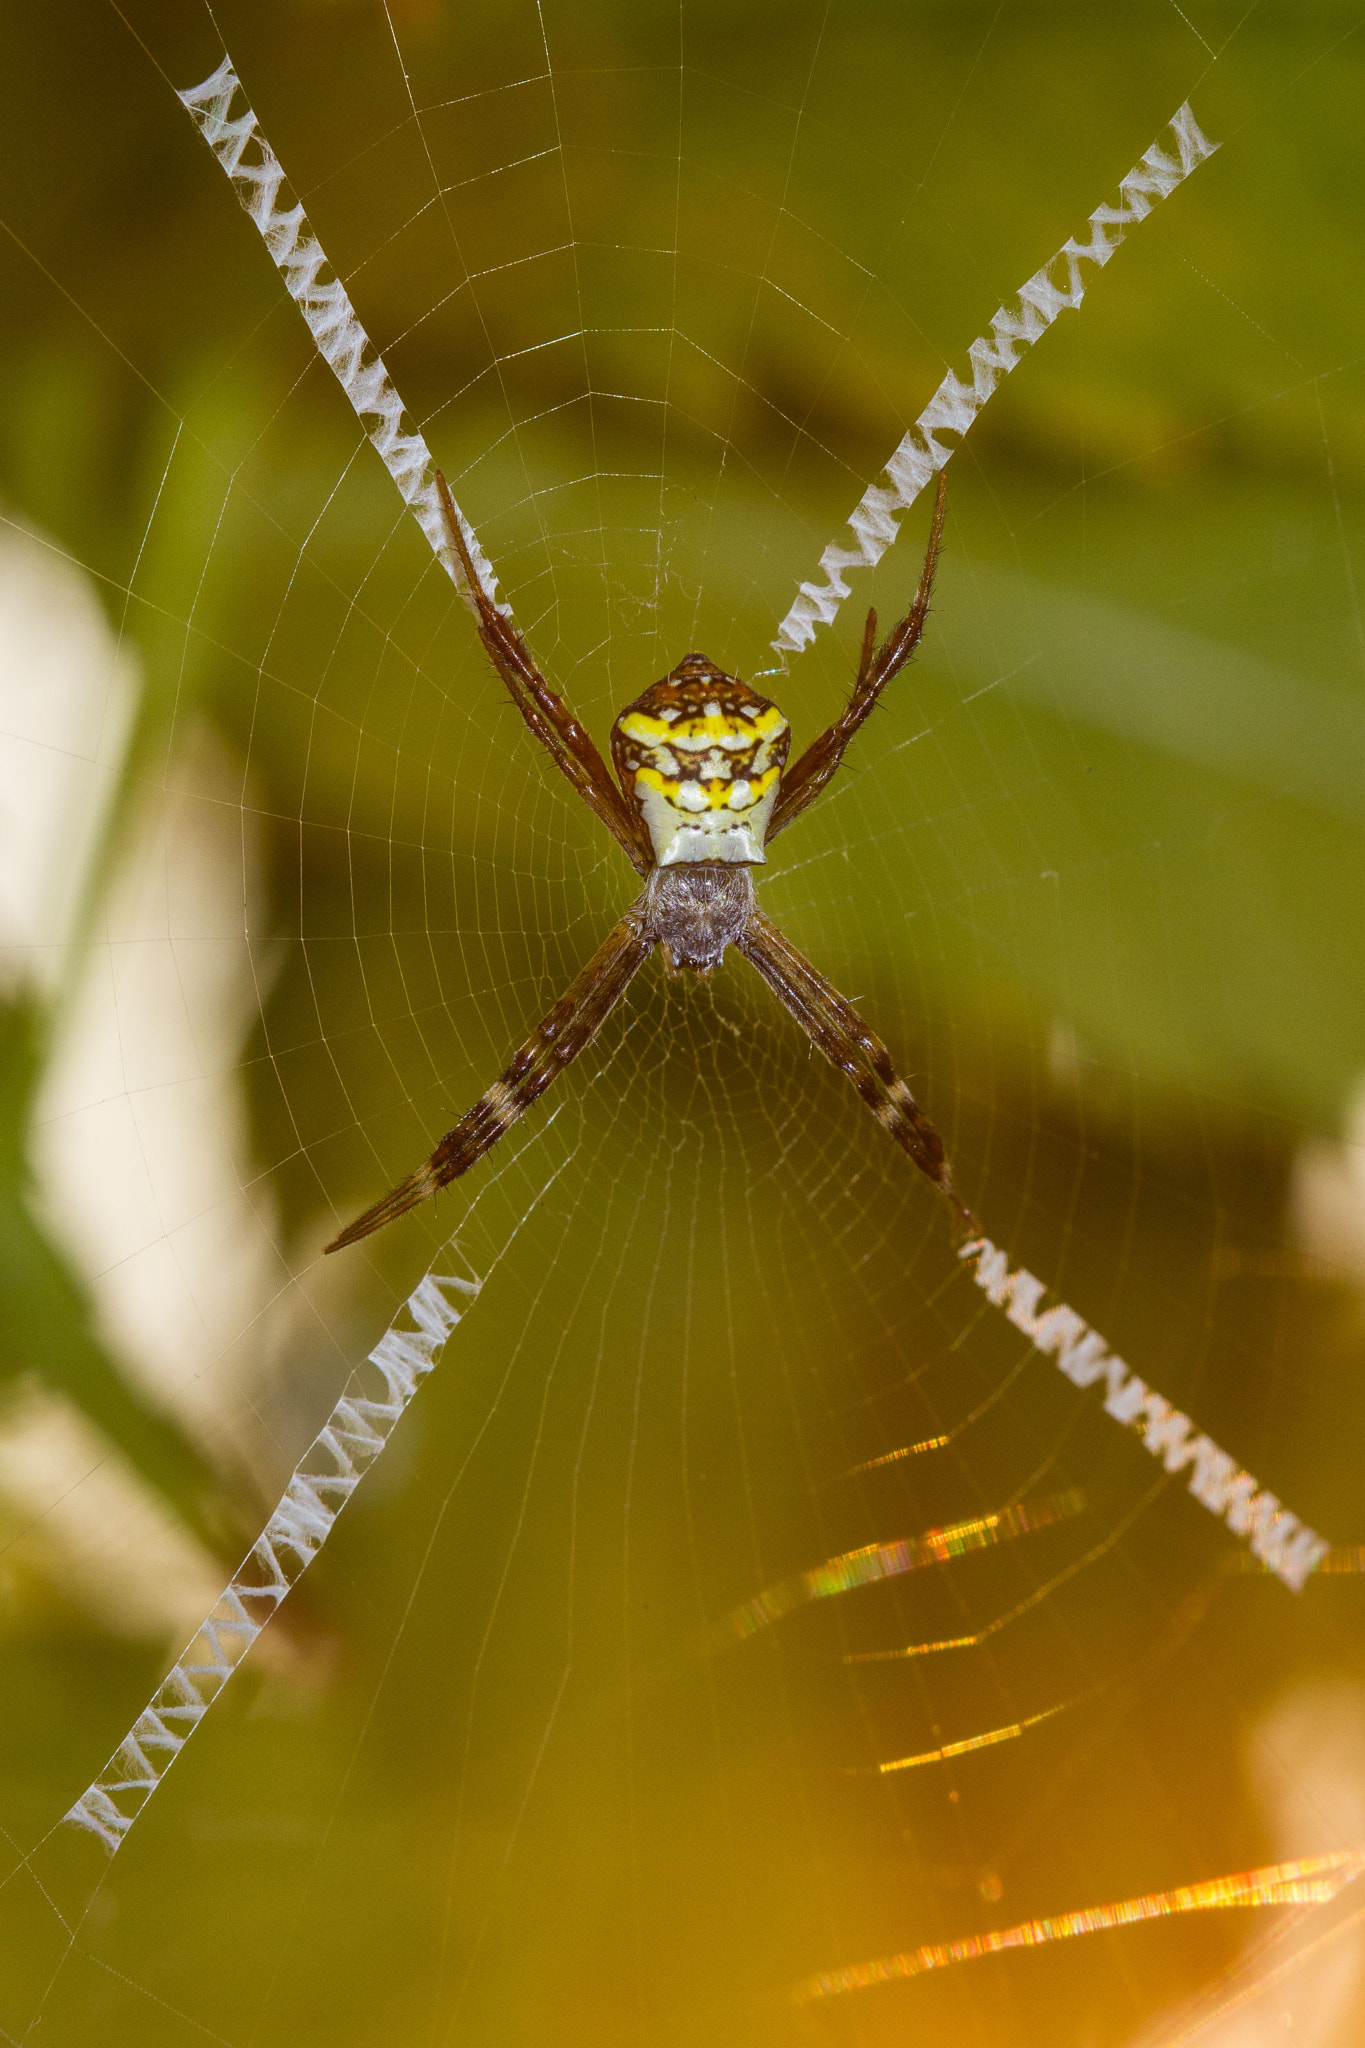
326;471;974;1253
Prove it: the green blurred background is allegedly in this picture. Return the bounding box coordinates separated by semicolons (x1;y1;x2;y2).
0;1;1363;2042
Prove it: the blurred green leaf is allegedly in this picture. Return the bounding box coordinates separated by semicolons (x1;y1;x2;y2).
0;995;224;1552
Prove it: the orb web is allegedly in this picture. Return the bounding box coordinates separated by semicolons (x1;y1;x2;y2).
0;5;1362;2044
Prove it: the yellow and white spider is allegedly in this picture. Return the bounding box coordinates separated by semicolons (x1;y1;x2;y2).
327;471;973;1252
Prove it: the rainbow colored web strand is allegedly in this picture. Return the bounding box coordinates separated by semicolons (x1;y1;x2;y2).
723;1491;1084;1643
877;1702;1069;1776
792;1850;1365;2006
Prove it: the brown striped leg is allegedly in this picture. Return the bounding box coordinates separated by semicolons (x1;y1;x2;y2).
326;908;655;1252
768;470;946;842
437;475;651;873
737;908;976;1237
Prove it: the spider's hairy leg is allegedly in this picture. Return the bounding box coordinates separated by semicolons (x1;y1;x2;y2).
767;469;947;841
737;909;976;1238
436;473;650;873
326;907;655;1252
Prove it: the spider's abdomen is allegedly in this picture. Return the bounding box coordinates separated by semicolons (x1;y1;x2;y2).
611;654;790;866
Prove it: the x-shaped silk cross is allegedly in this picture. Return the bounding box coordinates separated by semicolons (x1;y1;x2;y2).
47;55;1325;1892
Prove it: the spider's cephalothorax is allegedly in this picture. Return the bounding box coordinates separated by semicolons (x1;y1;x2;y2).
325;470;972;1252
610;654;790;869
641;862;755;977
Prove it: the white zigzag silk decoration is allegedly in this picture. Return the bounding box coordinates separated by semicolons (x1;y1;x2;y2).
959;1240;1331;1591
63;1266;479;1854
771;103;1219;660
177;55;507;617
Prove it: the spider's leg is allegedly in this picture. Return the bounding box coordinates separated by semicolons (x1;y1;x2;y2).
737;908;976;1238
326;908;654;1251
767;470;947;842
437;475;651;873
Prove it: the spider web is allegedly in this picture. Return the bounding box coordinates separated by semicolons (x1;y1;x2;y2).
1;3;1364;2043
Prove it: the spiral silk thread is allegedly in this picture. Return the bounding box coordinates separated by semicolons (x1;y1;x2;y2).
177;56;506;616
772;103;1218;661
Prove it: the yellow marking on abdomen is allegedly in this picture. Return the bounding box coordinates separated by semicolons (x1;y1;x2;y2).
618;708;787;750
635;764;781;812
